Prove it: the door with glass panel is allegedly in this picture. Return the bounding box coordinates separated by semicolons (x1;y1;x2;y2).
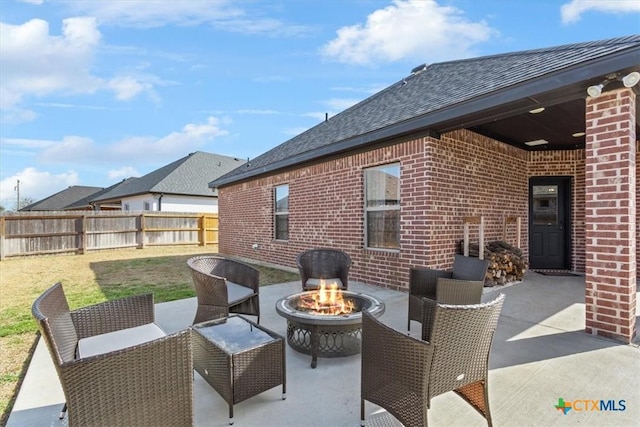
528;177;571;269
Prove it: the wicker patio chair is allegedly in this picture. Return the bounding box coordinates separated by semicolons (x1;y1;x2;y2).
31;282;193;426
361;294;505;427
408;254;490;331
296;248;351;291
187;255;260;324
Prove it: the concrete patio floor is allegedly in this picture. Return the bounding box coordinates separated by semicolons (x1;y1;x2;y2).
8;272;640;426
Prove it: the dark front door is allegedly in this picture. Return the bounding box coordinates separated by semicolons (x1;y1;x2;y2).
529;177;571;270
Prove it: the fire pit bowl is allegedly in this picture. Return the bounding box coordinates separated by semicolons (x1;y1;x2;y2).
275;290;385;368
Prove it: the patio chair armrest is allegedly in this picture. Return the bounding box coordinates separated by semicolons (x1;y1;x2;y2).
362;312;433;406
60;329;193;425
421;297;438;342
71;293;155;339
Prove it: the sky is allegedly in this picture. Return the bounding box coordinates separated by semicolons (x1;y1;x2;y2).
1;0;639;210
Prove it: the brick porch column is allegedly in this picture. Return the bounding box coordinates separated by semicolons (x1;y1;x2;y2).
585;87;637;343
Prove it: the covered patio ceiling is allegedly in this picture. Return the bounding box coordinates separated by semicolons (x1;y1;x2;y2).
458;68;640;151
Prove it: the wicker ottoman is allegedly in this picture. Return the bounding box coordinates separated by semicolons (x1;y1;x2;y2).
191;315;286;425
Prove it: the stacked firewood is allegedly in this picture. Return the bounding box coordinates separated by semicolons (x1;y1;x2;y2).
458;240;528;286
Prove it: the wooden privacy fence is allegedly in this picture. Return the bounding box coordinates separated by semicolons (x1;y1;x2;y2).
0;211;218;260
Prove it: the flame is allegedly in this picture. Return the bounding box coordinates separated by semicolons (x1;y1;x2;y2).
297;281;355;315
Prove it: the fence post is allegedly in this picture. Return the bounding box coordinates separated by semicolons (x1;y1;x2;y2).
80;215;87;254
199;214;205;246
0;216;5;261
138;213;146;248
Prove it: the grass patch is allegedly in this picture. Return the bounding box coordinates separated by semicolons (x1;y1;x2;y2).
0;246;299;424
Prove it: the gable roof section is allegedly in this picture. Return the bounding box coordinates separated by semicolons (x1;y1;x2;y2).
64;179;134;210
210;35;640;188
92;151;245;203
20;185;103;211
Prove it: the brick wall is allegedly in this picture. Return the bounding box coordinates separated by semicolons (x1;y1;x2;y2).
584;88;636;342
219;123;637;295
220;129;529;290
423;130;528;268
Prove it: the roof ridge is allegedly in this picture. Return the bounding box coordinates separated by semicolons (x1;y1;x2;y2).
422;34;640;69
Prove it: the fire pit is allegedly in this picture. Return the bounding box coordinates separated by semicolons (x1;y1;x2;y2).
275;282;385;368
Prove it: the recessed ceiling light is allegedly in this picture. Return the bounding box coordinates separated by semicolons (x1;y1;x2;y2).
524;139;549;146
528;107;545;114
572;132;586;137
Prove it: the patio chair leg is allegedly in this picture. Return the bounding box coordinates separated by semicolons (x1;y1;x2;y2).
59;402;67;419
229;404;234;425
360;399;365;426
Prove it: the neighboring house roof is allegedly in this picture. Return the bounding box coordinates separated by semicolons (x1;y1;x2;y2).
91;151;245;204
210;35;640;188
20;186;103;211
64;179;134;210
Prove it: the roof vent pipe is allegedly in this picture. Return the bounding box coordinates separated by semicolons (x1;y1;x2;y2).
411;63;428;74
325;113;328;122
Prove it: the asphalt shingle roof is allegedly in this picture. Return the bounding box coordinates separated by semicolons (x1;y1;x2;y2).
20;186;103;211
210;35;640;188
92;151;245;203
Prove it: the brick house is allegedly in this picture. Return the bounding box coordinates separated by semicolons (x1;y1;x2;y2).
210;36;639;343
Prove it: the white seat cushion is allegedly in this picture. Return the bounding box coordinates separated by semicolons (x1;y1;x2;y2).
227;281;256;304
304;278;343;289
78;323;166;358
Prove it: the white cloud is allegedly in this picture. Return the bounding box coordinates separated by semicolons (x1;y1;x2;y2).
283;126;312;136
62;0;242;27
321;0;496;65
0;18;102;105
18;0;44;4
323;98;361;111
331;84;386;95
108;75;150;101
0;167;79;209
0;107;37;124
1;137;56;149
59;0;311;36
0;17;162;122
561;0;640;23
237;109;282;115
39;116;230;164
108;166;140;180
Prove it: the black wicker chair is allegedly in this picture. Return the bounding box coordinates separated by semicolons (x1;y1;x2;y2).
296;248;351;291
31;282;193;426
362;294;505;427
408;254;489;331
187;255;260;324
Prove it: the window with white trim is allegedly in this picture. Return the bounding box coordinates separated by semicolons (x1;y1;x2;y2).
274;185;289;241
364;163;400;249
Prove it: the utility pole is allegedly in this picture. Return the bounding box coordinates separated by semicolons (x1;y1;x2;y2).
14;179;20;210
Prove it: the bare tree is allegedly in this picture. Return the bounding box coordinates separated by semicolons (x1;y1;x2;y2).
18;197;35;210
